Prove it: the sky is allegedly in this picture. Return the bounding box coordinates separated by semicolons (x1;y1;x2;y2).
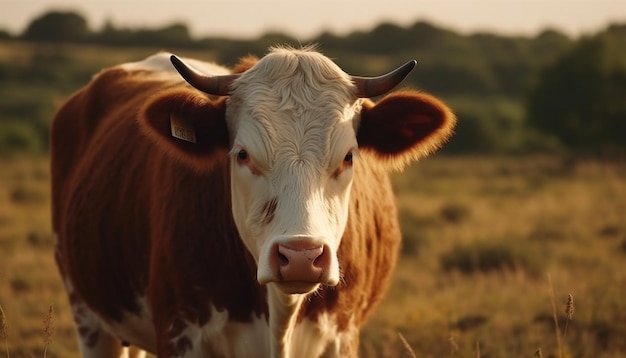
2;0;626;39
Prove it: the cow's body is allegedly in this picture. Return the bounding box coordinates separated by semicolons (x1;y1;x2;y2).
52;48;455;357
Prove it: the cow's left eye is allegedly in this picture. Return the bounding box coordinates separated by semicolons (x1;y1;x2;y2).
344;152;353;165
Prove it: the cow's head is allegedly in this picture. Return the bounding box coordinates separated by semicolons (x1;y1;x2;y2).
140;47;455;295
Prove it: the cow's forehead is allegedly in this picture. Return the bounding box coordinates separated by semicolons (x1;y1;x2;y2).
237;47;354;88
230;48;357;115
226;48;361;168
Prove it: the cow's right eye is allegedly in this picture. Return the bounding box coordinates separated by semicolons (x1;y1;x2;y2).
235;148;259;175
237;149;248;161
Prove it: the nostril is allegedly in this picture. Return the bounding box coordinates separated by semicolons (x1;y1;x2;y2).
312;246;329;268
277;242;324;267
277;251;289;266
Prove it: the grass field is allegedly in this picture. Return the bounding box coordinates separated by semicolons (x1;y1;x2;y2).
0;155;625;357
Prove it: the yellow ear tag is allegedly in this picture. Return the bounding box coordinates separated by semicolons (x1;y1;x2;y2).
170;113;197;143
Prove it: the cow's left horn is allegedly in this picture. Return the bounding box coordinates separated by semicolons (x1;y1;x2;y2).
170;55;240;96
352;60;417;98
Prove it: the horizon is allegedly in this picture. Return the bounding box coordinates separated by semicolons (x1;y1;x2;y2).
2;0;626;40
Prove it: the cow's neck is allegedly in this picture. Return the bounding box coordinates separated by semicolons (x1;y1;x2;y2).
267;284;306;358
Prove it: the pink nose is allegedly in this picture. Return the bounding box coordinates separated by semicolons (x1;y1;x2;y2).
274;240;330;282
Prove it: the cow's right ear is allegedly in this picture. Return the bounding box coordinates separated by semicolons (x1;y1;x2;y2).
357;90;456;171
138;89;230;172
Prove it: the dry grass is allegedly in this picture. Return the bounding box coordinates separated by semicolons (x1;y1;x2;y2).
0;156;74;357
364;155;626;357
0;155;625;357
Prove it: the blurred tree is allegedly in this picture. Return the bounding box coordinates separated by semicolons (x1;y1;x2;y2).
442;97;525;154
135;23;193;46
470;34;532;96
0;29;13;40
527;28;626;151
94;20;194;47
96;19;130;45
443;112;501;154
22;10;89;42
416;57;498;95
407;21;461;51
364;22;408;54
529;29;571;63
0;122;43;154
316;31;343;49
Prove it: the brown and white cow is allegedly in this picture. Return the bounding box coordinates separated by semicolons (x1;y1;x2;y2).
51;46;455;358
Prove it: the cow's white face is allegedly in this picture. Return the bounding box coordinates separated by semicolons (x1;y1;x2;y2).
140;48;455;296
225;49;361;294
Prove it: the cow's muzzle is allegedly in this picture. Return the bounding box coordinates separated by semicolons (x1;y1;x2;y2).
257;236;339;294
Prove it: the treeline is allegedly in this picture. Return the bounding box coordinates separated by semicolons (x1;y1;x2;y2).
1;10;625;155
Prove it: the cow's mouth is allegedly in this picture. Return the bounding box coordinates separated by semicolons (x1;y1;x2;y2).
274;281;321;295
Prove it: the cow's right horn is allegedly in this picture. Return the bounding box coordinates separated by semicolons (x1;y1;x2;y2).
170;55;239;96
352;60;417;98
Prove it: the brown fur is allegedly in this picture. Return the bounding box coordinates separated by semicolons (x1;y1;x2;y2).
51;54;455;356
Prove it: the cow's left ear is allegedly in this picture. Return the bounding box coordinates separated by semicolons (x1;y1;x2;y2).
138;89;230;172
357;90;456;170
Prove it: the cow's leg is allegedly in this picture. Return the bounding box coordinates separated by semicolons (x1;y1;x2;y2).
320;324;359;358
127;346;147;358
55;248;125;357
320;336;358;357
70;298;127;358
72;305;148;358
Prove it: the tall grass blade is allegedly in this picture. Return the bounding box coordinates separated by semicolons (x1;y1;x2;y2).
0;304;9;358
42;305;55;358
564;293;574;339
398;332;417;358
547;274;562;358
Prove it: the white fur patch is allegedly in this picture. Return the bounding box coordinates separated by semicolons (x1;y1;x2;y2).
102;296;156;352
291;314;339;358
228;314;270;357
63;277;151;357
118;52;230;80
170;306;270;357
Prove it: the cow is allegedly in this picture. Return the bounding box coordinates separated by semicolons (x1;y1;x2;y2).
51;46;456;358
